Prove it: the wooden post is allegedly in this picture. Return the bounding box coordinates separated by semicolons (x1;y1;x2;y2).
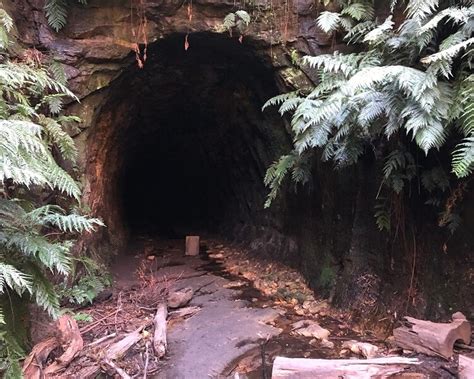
185;236;200;256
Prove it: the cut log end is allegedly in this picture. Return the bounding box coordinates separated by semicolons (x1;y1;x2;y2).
393;312;471;359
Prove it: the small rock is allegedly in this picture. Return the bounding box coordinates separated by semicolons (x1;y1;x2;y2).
223;281;246;289
341;340;379;358
209;253;224;259
168;287;194;308
295;308;306;316
292;320;330;340
320;339;335;349
146;255;156;261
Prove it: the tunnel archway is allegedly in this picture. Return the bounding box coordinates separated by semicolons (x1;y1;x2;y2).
86;32;292;250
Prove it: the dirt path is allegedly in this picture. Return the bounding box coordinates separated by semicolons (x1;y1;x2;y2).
66;236;459;378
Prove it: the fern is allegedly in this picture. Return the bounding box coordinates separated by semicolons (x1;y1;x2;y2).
44;0;68;32
317;11;342;33
405;0;439;21
0;6;104;371
264;0;473;210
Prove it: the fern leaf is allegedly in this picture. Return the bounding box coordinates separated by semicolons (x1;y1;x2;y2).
0;263;32;296
40;116;78;161
364;16;394;45
262;91;299;111
235;10;250;25
44;0;68;32
317;11;341;33
341;3;374;21
452;136;474;177
43;213;104;233
406;0;439;21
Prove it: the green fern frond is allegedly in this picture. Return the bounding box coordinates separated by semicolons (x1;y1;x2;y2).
302;52;361;77
406;0;439;21
317;11;341;33
262;91;299;111
421;37;474;68
364;16;394;45
341;3;374;22
0;263;32;296
49;60;68;85
43;213;104;233
29;266;60;318
264;154;297;208
452;136;474;177
419;6;471;34
44;0;68;32
223;13;236;30
40;116;77;161
235;10;250;25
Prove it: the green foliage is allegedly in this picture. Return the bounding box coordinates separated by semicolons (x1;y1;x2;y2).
58;254;111;306
263;0;474;223
44;0;88;32
221;10;251;36
72;312;92;322
0;7;103;374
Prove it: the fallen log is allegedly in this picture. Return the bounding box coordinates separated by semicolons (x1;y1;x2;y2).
459;355;474;379
153;303;168;358
393;312;471;359
44;315;84;375
106;322;151;360
23;315;84;378
22;337;58;379
74;364;101;379
271;356;420;379
104;358;131;379
87;332;117;348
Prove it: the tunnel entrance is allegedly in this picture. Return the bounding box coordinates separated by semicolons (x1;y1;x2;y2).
87;33;290;246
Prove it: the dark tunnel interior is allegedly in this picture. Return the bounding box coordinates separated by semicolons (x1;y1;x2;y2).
105;33;290;238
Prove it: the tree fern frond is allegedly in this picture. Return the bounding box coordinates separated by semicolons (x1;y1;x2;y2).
44;0;68;32
302;52;362;77
28;266;60;318
49;61;68;85
262;91;299;111
344;21;377;43
317;11;341;33
452;136;474;177
264;154;296;208
406;0;439;21
40;116;77;161
419;6;472;34
0;263;32;296
421;37;474;67
341;3;374;21
43;213;104;233
364;16;394;45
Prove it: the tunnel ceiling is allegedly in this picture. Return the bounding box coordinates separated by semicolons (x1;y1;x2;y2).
88;33;291;240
